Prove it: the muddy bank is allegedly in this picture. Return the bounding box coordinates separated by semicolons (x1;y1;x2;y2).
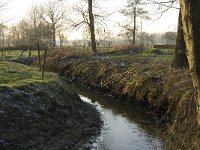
0;81;102;149
43;49;200;149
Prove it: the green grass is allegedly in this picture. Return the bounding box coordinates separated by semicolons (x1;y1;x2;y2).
2;50;44;60
0;61;57;87
94;49;173;66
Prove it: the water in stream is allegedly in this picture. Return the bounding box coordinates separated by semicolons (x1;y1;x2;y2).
69;82;164;150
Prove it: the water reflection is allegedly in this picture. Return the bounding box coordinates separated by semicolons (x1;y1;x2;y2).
66;81;163;150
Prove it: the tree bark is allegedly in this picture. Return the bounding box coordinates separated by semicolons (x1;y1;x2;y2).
171;10;188;68
88;0;97;54
42;48;47;79
52;23;56;47
37;42;42;71
29;47;32;57
180;0;200;126
1;50;4;59
133;7;136;45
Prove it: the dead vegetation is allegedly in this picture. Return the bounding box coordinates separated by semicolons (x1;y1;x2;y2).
41;47;200;149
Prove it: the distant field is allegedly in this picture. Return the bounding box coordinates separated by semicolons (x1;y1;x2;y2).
1;50;44;60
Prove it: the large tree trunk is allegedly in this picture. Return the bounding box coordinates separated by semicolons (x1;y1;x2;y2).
180;0;200;126
172;10;188;68
88;0;97;54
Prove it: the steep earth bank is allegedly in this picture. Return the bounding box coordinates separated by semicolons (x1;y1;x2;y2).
0;61;102;150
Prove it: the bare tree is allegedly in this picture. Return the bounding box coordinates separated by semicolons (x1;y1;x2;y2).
148;33;156;48
146;0;179;19
29;4;43;44
96;28;113;48
0;24;6;47
58;31;65;48
9;25;19;46
71;0;108;54
0;24;6;59
41;0;67;47
8;17;52;50
118;24;137;44
0;0;9;59
162;31;176;45
28;4;54;48
120;0;150;45
88;0;97;53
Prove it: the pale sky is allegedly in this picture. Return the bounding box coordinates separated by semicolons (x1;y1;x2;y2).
3;0;179;40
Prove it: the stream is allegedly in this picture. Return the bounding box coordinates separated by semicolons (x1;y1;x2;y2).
67;81;164;150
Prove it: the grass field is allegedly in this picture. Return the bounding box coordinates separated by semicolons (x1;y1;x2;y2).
1;50;44;60
0;61;57;87
0;46;174;87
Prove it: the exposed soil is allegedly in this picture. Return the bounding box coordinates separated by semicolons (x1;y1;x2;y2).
0;81;102;150
12;57;38;66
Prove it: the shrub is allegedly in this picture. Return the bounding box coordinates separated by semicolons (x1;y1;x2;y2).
146;48;163;55
110;44;143;52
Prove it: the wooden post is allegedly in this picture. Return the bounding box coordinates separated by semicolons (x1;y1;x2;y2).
29;47;32;57
18;50;25;59
37;42;42;71
1;50;3;59
42;47;47;79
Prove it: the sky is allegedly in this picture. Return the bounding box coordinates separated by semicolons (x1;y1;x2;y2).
3;0;179;40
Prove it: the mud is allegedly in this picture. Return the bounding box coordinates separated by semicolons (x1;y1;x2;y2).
0;81;102;149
